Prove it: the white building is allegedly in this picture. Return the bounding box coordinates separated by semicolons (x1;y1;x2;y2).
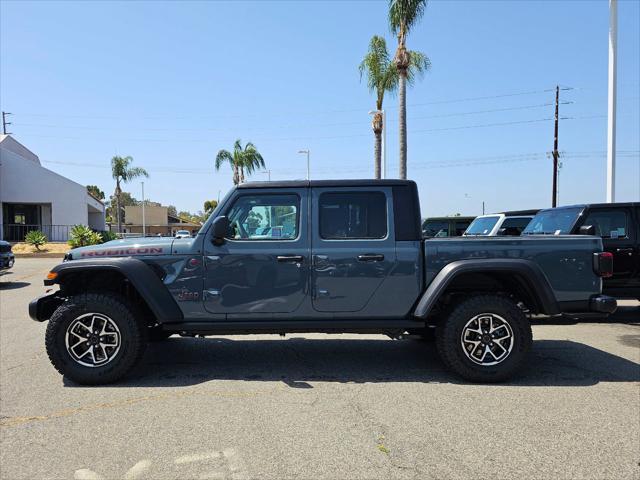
0;135;105;242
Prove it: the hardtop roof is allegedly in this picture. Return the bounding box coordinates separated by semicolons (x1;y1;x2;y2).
538;202;639;212
237;179;417;189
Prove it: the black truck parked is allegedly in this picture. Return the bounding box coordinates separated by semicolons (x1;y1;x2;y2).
524;202;639;299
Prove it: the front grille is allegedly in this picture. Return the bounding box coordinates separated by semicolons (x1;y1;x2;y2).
0;244;11;254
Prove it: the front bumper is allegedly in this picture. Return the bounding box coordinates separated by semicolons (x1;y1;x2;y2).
590;295;617;314
28;292;64;322
0;255;14;270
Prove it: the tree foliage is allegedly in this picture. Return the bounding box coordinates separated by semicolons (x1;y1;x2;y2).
25;230;47;250
359;35;398;111
86;185;105;200
215;140;265;185
111;155;148;233
68;225;103;248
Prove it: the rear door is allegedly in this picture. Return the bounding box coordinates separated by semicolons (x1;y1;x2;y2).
581;207;638;288
310;187;396;312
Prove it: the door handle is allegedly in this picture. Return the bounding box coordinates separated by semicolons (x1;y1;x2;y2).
277;255;304;263
357;253;384;262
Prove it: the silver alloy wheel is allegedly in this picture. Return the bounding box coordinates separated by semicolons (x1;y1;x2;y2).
460;313;514;366
65;313;121;367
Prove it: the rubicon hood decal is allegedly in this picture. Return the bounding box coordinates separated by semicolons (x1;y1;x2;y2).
80;246;165;257
69;238;175;259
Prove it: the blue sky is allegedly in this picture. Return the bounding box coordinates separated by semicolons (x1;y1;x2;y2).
1;0;638;217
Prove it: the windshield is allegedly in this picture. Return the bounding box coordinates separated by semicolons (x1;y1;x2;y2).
464;216;500;236
523;207;583;235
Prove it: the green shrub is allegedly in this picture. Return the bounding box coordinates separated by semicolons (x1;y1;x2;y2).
25;230;47;251
68;225;103;248
100;230;118;242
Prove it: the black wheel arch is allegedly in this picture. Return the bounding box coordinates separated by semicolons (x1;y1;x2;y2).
44;257;183;324
413;259;560;319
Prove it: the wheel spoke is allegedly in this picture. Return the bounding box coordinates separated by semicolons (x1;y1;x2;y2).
70;339;87;350
76;322;92;335
461;313;514;366
66;313;121;367
76;347;92;359
101;334;118;347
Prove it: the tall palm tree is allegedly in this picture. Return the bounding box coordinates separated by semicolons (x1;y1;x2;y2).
389;0;431;179
359;36;398;179
215;139;265;185
111;155;148;234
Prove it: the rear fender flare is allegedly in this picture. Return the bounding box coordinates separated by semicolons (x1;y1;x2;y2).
413;259;560;318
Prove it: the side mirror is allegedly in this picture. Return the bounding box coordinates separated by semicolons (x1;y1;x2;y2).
211;216;229;245
579;225;595;235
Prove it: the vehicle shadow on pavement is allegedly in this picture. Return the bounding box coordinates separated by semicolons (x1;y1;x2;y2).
0;281;31;290
69;336;640;389
533;305;640;326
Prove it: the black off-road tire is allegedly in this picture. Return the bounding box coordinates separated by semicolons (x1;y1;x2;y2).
45;293;148;385
436;295;532;383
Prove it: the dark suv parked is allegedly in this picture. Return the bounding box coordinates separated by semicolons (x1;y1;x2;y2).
0;241;15;274
422;216;475;238
524;202;639;299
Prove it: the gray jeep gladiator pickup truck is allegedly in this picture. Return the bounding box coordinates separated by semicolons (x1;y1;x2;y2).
29;180;616;385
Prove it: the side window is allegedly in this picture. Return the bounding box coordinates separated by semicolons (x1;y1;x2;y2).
501;217;532;234
319;192;387;239
454;221;470;236
423;220;449;237
225;194;299;240
583;210;628;239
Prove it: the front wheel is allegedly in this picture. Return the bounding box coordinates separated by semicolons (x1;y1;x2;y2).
45;293;148;385
436;295;532;382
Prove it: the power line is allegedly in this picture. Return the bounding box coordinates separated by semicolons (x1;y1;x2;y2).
13;86;564;121
11;102;568;133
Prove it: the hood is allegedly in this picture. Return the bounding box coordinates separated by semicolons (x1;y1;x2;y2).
67;237;176;260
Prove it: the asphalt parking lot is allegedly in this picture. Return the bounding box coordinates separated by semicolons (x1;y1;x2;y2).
1;258;639;480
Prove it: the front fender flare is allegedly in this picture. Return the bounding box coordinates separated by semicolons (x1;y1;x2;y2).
46;257;183;323
413;259;560;318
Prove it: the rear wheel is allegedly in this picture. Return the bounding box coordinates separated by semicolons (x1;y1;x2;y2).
45;293;147;385
436;295;532;382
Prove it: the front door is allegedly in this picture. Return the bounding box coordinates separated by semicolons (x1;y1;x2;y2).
203;189;310;315
581;207;638;289
310;187;396;313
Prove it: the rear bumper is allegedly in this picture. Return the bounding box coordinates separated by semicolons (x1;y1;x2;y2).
590;295;617;314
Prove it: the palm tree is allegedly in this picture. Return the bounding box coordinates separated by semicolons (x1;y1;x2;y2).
359;36;398;179
215;139;265;185
111;155;148;234
389;0;431;179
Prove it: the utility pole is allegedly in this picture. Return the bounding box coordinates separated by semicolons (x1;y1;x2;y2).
2;112;12;135
606;0;617;202
552;85;560;208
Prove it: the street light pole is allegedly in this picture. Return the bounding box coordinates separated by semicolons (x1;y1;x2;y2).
298;150;310;180
262;170;271;181
141;181;146;238
606;0;618;203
